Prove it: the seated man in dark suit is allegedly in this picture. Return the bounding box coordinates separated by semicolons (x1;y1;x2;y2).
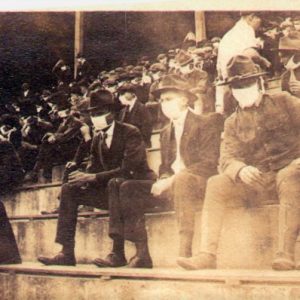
93;75;223;269
0;138;24;264
118;83;153;147
37;89;156;266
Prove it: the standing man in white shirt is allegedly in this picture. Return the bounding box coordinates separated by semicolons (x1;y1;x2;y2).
216;11;270;116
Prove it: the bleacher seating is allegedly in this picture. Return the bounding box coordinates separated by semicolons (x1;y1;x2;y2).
1;79;300;299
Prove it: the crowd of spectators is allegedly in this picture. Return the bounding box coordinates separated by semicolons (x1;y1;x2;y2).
0;15;298;185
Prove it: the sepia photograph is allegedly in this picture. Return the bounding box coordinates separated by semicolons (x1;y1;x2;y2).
0;2;300;299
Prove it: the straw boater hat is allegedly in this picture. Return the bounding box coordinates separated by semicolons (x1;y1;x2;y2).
278;31;300;52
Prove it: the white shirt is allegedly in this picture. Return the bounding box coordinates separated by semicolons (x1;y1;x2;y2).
171;109;188;174
24;90;29;97
217;18;259;78
101;121;115;149
128;97;137;112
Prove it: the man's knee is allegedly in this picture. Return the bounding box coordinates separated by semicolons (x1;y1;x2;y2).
107;178;124;193
206;174;232;191
277;162;300;186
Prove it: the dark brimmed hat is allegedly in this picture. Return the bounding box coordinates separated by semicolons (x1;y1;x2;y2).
216;55;267;86
149;63;167;73
153;74;197;102
87;89;114;113
118;83;137;94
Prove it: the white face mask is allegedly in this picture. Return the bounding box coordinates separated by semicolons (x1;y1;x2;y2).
161;99;184;120
232;83;261;109
119;95;132;106
91;113;109;130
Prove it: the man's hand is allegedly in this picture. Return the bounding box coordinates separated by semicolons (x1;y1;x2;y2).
151;177;174;197
68;170;96;184
239;166;263;187
289;81;300;94
65;161;77;169
47;134;56;144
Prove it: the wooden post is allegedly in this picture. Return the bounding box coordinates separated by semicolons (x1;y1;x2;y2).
74;11;84;79
194;11;206;42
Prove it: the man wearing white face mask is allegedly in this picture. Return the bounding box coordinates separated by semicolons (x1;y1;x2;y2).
96;74;222;268
279;31;300;98
37;89;156;267
177;55;300;272
117;83;152;147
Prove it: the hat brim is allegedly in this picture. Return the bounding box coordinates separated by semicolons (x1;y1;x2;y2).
153;86;198;102
215;72;268;86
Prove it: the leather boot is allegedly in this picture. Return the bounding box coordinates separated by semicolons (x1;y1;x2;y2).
177;252;216;270
93;252;127;268
272;252;295;271
128;241;153;268
38;252;76;266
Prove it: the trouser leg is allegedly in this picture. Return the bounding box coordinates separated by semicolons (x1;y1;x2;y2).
276;162;300;259
199;174;249;255
55;182;107;247
173;171;207;257
113;180;155;243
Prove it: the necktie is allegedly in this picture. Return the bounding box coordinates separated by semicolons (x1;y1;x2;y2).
101;132;109;153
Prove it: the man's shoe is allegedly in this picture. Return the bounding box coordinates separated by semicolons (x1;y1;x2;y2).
93;252;127;268
127;255;153;268
272;252;295;271
37;252;76;266
177;252;216;270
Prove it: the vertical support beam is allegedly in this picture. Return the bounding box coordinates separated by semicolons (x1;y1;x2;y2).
194;11;206;42
74;11;84;79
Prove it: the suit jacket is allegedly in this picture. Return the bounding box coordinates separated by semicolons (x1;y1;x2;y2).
159;110;223;179
118;100;153;147
18;90;37;117
87;121;156;184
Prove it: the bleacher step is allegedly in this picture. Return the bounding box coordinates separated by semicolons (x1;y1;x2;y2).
9;206;300;269
0;263;300;300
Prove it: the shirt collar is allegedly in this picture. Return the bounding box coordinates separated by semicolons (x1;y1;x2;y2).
103;121;115;136
172;109;189;127
128;97;137;112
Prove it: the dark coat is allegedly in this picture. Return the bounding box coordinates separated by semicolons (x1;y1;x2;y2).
0;141;24;193
0;201;21;264
220;92;300;181
18;90;37;117
87;121;156;184
118;100;153;147
159;110;223;179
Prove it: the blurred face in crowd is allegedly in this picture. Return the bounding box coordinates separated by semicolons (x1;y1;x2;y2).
119;91;136;106
151;70;162;81
104;84;117;94
159;57;168;65
131;77;142;85
245;14;262;31
180;63;194;75
168;58;176;69
231;79;262;109
160;90;189;121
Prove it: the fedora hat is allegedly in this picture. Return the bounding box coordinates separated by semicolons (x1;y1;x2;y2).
117;83;137;94
216;55;267;86
87;89;114;113
279;31;300;51
153;74;197;102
